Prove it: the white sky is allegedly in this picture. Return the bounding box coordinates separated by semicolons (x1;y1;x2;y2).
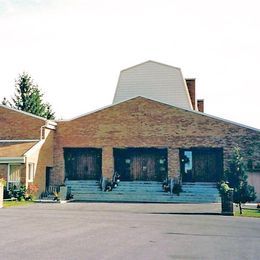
0;0;259;129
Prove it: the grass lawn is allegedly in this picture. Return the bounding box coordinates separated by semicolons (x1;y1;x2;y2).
3;200;34;208
235;208;260;218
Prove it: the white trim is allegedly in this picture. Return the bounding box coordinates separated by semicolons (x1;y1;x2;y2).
0;140;39;143
23;140;44;157
58;96;148;121
56;96;260;132
46;120;57;126
57;100;129;121
45;124;56;130
27;163;35;182
120;60;181;73
0;105;57;128
0;157;25;163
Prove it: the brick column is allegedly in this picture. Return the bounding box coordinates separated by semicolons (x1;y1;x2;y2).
223;147;231;173
168;148;180;181
102;147;114;180
20;165;26;185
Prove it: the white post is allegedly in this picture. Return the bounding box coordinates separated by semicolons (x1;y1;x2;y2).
170;178;174;195
0;182;3;209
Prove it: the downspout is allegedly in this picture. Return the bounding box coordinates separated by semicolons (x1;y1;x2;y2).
40;125;46;140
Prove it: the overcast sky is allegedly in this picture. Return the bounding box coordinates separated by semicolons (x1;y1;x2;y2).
0;0;259;129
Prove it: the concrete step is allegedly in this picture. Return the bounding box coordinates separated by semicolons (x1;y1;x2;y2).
66;180;221;203
72;193;220;203
71;192;219;200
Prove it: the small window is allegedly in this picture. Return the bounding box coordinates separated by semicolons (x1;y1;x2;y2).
8;164;21;190
28;163;35;182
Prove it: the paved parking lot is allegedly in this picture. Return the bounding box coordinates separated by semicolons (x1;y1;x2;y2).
0;203;259;260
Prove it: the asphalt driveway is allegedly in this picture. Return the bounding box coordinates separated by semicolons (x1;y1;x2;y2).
0;203;259;260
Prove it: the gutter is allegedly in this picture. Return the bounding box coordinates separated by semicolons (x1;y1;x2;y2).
0;157;25;164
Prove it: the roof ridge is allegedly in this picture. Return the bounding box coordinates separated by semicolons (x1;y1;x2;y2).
120;60;181;72
56;96;260;132
0;104;47;121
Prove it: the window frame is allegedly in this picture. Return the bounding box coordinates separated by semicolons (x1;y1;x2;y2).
28;163;35;182
7;164;22;190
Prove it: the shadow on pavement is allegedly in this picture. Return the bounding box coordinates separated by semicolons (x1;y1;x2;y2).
149;212;221;216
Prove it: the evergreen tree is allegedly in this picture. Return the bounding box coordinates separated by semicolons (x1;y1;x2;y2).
1;97;8;106
225;146;256;214
2;72;55;119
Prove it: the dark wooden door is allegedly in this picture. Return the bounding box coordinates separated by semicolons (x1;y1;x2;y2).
132;154;157;181
64;148;102;180
193;151;207;182
192;149;222;182
114;148;167;182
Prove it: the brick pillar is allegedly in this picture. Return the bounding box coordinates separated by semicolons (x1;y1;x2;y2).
102;147;114;180
20;165;26;185
223;147;230;173
168;148;180;181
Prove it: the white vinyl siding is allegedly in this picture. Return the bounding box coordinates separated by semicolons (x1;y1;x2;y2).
113;61;193;110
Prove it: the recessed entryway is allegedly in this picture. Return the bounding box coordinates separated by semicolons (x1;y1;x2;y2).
64;148;102;180
180;148;223;182
113;148;168;182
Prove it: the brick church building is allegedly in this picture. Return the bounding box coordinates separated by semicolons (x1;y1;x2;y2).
1;61;259;202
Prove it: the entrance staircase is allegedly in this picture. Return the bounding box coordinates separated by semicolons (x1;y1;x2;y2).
65;180;221;203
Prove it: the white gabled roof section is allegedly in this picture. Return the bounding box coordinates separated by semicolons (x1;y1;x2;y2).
113;60;193;110
23;139;45;157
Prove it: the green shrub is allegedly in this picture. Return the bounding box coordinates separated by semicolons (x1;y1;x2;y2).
219;182;231;196
8;185;27;201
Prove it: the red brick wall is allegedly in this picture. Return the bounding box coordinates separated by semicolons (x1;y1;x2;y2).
0;164;7;180
52;97;260;184
0;106;45;140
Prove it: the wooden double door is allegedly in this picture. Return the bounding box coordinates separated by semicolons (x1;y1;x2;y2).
180;148;223;182
64;148;102;180
114;148;168;182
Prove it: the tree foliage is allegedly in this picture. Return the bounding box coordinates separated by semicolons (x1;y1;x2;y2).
224;146;256;214
2;72;55;119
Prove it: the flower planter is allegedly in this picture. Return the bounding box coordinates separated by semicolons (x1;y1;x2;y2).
59;186;68;201
221;189;234;216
